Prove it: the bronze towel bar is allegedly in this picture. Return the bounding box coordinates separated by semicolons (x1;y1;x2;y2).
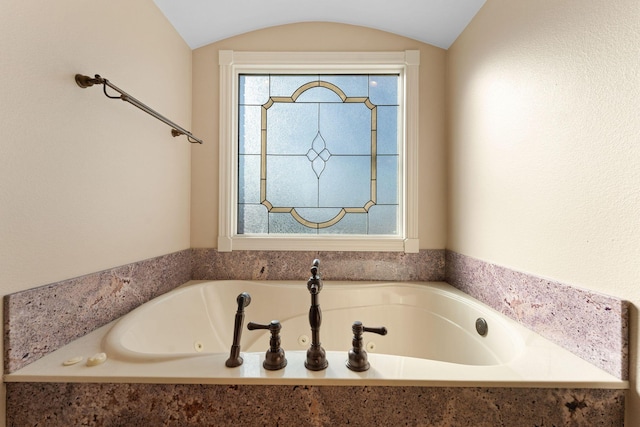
75;74;203;144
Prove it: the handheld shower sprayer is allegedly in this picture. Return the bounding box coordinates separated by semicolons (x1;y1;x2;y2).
225;292;251;367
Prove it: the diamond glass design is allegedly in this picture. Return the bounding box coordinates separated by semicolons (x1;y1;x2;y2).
307;132;332;178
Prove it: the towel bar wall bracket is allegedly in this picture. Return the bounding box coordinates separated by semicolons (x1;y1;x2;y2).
75;74;203;144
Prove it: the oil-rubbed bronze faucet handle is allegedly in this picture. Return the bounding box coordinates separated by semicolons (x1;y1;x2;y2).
247;320;287;370
362;325;388;336
352;321;388;337
346;321;388;372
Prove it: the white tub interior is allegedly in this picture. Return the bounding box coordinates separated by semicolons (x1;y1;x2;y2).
104;281;523;366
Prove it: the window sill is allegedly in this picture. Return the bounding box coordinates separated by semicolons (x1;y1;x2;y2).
218;235;419;253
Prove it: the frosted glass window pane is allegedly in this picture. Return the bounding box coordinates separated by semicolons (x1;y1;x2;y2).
266;155;318;207
320;75;368;97
376;106;398;155
239;75;270;105
237;73;400;236
377;155;398;204
368;205;398;234
369;75;398;105
238;204;268;234
267;103;318;155
238;154;261;204
320;104;371;155
318;213;367;234
319;156;371;207
239;106;261;154
269;213;317;234
271;75;316;97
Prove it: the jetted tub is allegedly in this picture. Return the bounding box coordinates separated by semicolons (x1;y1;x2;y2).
105;280;521;366
5;280;626;388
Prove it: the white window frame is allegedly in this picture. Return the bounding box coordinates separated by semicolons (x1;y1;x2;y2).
218;50;420;253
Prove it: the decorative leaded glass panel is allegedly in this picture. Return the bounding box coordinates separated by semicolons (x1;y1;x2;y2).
238;74;399;234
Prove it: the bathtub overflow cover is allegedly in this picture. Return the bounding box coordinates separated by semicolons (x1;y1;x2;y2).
475;318;488;337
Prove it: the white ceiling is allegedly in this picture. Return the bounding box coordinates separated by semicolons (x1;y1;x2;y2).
153;0;486;50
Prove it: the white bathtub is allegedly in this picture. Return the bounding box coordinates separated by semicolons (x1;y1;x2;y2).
4;280;627;389
105;280;522;366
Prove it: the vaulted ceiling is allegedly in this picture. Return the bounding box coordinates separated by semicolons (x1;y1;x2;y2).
153;0;486;50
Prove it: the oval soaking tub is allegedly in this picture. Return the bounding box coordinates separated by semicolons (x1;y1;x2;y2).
5;280;625;389
104;281;522;366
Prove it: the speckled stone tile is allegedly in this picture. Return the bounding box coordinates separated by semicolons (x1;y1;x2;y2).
445;250;629;380
5;383;625;426
4;250;191;373
191;249;446;281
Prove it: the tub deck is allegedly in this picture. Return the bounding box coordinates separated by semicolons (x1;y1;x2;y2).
3;323;629;389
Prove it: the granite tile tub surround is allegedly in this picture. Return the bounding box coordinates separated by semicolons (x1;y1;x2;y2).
4;249;191;373
3;248;630;425
445;250;630;380
5;248;629;379
5;383;625;426
191;248;446;281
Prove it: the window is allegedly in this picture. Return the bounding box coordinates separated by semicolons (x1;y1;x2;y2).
239;74;399;234
218;51;420;252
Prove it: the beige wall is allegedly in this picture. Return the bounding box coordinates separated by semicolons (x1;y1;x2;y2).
190;22;447;250
0;0;192;291
0;1;191;422
447;0;640;422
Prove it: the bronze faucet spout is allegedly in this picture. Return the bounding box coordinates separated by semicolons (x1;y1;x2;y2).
305;259;328;371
